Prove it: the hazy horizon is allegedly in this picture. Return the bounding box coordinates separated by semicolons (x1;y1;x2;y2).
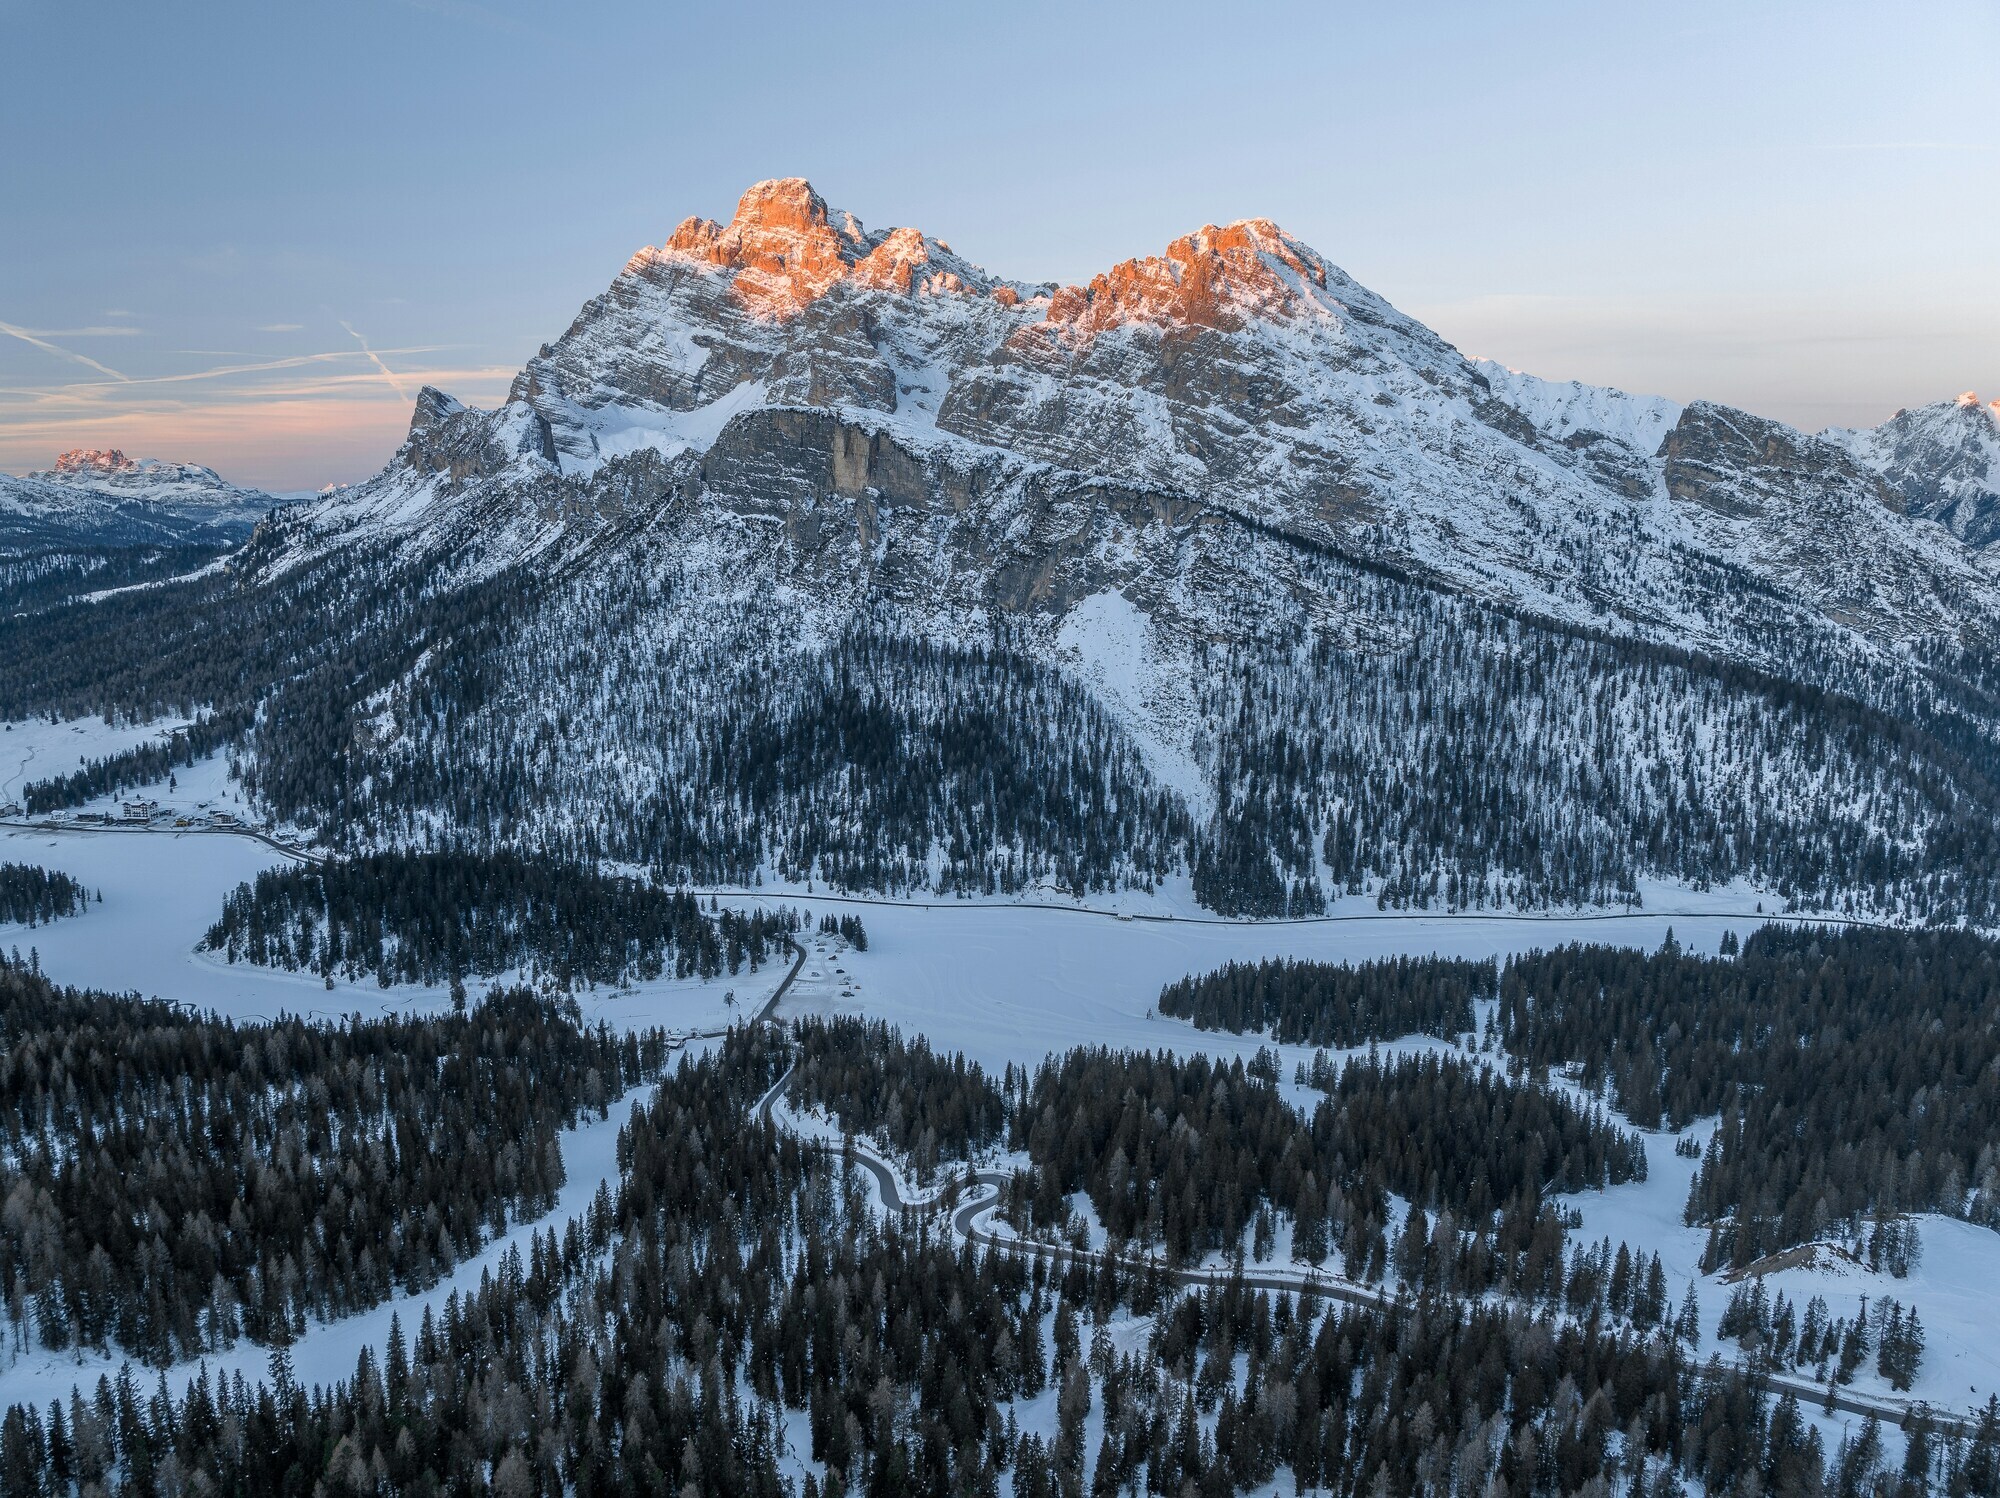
4;0;1994;492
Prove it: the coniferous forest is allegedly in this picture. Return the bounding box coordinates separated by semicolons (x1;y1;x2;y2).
1496;928;2000;1272
1155;955;1485;1045
0;863;90;927
1155;930;2000;1277
201;851;800;989
0;1019;1991;1496
0;954;671;1368
787;1016;1006;1175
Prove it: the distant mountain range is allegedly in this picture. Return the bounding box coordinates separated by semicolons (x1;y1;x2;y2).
9;179;1999;922
0;448;280;554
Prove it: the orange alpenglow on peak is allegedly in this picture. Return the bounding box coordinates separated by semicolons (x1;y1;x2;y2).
645;181;1334;334
655;177;985;318
54;448;134;474
1036;219;1332;341
662;178;864;316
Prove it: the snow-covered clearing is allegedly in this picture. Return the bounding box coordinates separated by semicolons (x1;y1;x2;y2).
1562;1121;2000;1423
1054;590;1212;821
0;825;785;1035
748;892;1763;1076
0;716;189;807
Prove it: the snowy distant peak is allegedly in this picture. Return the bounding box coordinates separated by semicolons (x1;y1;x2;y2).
647;176;1013;319
1825;391;2000;547
51;448;142;478
24;447;273;510
1471;360;1683;456
2;447;280;553
36;448;233;497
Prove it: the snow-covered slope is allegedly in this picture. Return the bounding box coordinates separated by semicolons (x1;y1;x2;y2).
1825;392;2000;548
0;448;279;553
1469;359;1683;452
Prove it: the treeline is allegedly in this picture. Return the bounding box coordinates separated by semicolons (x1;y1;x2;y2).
201;849;800;988
0;544;227;617
1006;1044;1648;1307
1157;954;1486;1044
0;863;90;925
1717;1280;1927;1392
0;956;671;1367
787;1016;1004;1177
1499;927;2000;1271
0;1026;1980;1496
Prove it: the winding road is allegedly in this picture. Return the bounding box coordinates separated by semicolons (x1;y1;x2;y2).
752;1054;1979;1439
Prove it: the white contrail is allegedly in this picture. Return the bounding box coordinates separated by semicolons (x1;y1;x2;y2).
339;320;411;401
0;319;130;381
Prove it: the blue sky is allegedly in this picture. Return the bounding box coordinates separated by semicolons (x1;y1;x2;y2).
2;0;1994;490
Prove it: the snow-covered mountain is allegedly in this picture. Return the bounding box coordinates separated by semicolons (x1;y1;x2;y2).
18;179;2000;922
295;178;1996;665
1825;392;2000;549
0;448;279;553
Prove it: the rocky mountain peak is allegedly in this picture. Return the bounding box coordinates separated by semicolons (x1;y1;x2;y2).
652;177;1001;318
660;177;861;317
52;448;136;476
1825;390;2000;546
1034;217;1334;343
